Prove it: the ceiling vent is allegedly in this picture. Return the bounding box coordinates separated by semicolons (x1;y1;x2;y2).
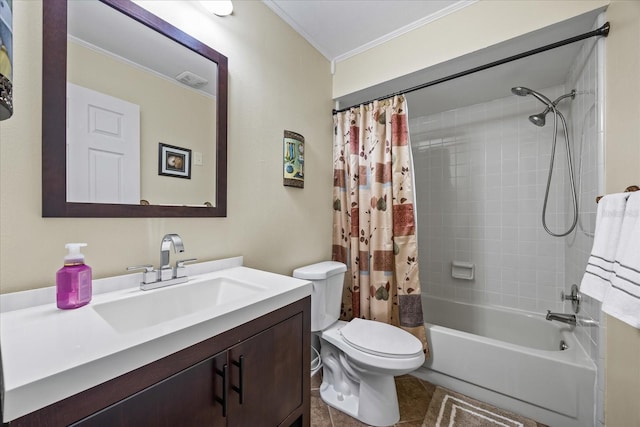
175;71;209;89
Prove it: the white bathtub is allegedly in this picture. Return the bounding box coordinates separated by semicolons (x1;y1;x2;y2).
412;296;596;427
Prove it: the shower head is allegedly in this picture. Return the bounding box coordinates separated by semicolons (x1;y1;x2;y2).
511;87;532;97
510;86;554;108
526;90;577;127
529;112;547;127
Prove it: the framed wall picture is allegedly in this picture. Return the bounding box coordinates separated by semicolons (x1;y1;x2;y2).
158;143;191;179
283;130;304;188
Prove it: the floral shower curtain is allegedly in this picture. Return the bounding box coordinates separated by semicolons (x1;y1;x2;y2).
332;95;429;356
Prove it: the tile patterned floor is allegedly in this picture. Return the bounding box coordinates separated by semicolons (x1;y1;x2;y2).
310;373;435;427
311;373;547;427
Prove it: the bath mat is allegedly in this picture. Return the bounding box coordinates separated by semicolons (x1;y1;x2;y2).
423;386;538;427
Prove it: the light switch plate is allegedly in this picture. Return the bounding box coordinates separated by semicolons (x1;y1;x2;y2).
193;151;203;166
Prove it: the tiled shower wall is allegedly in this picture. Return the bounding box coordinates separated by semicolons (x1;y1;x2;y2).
409;84;571;314
564;27;605;427
408;23;604;426
564;31;603;363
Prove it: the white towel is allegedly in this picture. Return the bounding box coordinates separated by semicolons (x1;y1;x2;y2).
602;192;640;328
580;193;629;301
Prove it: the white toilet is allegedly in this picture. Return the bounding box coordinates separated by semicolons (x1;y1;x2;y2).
293;261;425;427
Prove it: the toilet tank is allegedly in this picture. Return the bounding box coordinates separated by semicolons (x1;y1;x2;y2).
293;261;347;332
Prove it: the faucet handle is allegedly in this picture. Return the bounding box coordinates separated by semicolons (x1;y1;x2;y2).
176;258;198;268
127;264;154;272
127;265;158;284
175;258;197;278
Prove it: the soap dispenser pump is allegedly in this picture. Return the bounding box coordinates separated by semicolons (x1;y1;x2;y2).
56;243;92;309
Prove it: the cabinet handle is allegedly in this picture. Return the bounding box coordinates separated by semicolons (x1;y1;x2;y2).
231;355;244;404
214;363;229;417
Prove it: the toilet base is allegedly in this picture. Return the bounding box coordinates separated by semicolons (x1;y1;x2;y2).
320;372;400;426
315;321;424;426
319;345;401;427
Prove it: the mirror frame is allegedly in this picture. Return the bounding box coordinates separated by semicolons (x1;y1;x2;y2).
42;0;228;217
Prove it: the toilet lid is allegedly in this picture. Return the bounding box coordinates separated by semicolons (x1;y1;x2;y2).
340;318;423;358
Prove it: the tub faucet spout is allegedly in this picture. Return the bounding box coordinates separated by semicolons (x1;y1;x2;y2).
546;310;576;326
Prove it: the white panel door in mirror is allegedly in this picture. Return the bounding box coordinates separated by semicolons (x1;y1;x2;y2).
67;83;140;204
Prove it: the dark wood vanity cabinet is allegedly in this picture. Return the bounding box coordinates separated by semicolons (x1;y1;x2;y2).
225;315;305;426
73;356;224;426
8;298;310;427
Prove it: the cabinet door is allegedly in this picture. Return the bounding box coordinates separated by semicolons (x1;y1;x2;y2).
11;298;309;427
227;312;304;426
72;353;227;426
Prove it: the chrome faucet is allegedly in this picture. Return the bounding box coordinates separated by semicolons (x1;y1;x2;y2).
159;234;185;280
545;310;600;327
546;311;576;326
127;233;197;290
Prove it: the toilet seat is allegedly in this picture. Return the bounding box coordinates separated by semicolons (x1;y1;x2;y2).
319;320;424;376
340;318;423;358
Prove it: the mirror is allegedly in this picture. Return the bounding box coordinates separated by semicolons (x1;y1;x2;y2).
42;0;228;217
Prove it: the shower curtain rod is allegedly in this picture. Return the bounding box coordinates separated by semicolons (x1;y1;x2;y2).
333;21;610;114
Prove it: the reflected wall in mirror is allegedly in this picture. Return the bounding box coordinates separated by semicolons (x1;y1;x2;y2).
43;0;228;217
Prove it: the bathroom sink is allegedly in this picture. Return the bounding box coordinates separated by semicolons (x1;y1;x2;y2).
0;258;313;422
93;276;266;333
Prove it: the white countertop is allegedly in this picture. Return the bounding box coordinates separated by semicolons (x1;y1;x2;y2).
0;257;312;422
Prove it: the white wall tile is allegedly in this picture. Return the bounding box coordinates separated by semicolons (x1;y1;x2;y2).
409;27;603;425
410;75;599;322
407;26;603;426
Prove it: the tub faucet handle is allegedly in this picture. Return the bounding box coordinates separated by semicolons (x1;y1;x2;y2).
560;284;581;313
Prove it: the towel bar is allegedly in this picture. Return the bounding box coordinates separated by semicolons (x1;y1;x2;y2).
595;185;639;203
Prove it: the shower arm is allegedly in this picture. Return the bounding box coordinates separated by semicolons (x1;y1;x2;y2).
526;90;554;109
538;90;577;116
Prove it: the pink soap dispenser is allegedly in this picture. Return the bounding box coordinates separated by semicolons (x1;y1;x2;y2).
56;243;92;309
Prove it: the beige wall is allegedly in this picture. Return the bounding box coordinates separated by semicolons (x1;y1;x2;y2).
333;0;609;98
0;0;333;293
68;41;217;205
603;2;640;426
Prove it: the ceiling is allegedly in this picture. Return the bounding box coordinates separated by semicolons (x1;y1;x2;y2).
70;1;607;118
264;0;606;117
263;0;471;62
68;1;218;97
